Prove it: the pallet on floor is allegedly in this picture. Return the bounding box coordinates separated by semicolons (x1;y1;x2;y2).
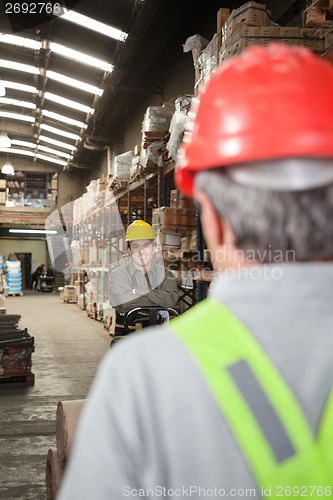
0;371;35;386
8;293;24;297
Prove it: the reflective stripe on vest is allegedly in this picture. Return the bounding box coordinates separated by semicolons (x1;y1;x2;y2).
169;298;333;497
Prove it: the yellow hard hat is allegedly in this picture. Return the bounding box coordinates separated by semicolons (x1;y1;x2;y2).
125;220;155;241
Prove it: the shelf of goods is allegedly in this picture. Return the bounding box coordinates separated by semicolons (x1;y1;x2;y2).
5;260;22;296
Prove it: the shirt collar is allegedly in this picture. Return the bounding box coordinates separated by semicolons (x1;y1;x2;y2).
127;260;157;277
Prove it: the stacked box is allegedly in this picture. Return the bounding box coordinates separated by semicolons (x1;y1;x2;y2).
130;155;141;179
224;2;271;42
169;189;194;209
233;1;271;28
325;29;333;48
181;236;191;250
63;285;76;303
96;177;108;193
152;207;196;231
299;27;330;53
280;27;300;45
189;230;198;251
231;27;262;55
260;26;281;45
141;104;174;149
113;151;133;180
156;230;181;248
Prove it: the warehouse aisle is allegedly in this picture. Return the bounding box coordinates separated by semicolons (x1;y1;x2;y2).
0;292;111;500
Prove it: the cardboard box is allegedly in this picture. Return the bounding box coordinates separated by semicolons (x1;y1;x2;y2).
219;44;233;63
300;28;325;52
231;37;260;56
260;26;281;44
325;29;333;48
279;27;300;45
152;207;196;228
63;285;77;303
158;231;181;248
233;1;271;28
223;11;237;41
231;26;261;44
181;236;191;250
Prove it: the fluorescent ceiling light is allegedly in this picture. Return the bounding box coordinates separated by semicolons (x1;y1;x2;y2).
0;147;35;157
40;124;80;141
0;132;11;147
0;80;5;97
57;9;127;42
0;97;36;109
49;42;113;72
1;80;37;93
39;135;76;151
9;229;57;234
38;145;71;159
0;59;39;75
10;139;70;159
46;70;103;95
36;153;67;166
0;111;34;123
1;162;14;175
44;92;94;114
0;34;41;50
42;109;88;129
11;139;36;148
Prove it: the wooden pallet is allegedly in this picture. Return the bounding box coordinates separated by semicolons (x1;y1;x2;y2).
8;293;24;297
0;371;35;386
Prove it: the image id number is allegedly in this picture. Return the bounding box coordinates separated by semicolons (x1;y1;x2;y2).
5;2;62;15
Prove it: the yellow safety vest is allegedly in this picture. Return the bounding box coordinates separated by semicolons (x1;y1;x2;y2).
169;298;333;498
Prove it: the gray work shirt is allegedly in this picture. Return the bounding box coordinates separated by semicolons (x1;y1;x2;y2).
110;261;179;313
58;263;333;499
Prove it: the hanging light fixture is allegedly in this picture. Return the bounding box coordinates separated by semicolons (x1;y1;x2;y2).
1;152;14;175
1;161;15;175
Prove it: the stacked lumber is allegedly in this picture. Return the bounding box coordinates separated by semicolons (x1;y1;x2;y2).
45;399;85;500
0;314;35;385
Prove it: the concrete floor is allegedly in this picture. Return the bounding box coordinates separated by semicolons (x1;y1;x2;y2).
0;291;111;499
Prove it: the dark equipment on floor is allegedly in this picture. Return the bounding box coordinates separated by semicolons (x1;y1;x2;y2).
39;273;55;293
110;306;179;347
0;314;35;385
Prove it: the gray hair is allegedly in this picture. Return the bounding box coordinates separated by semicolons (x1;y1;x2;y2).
195;168;333;261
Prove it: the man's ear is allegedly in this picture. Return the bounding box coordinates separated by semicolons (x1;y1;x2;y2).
194;191;224;250
127;245;132;256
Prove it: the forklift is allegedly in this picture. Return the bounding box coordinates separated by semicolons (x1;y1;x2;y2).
110;306;178;347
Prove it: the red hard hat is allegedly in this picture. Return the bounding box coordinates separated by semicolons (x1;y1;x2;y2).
175;44;333;197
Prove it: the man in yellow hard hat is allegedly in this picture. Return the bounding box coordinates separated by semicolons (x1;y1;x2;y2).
109;220;179;317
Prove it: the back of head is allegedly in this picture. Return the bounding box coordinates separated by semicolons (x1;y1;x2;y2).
176;44;333;196
175;44;333;261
